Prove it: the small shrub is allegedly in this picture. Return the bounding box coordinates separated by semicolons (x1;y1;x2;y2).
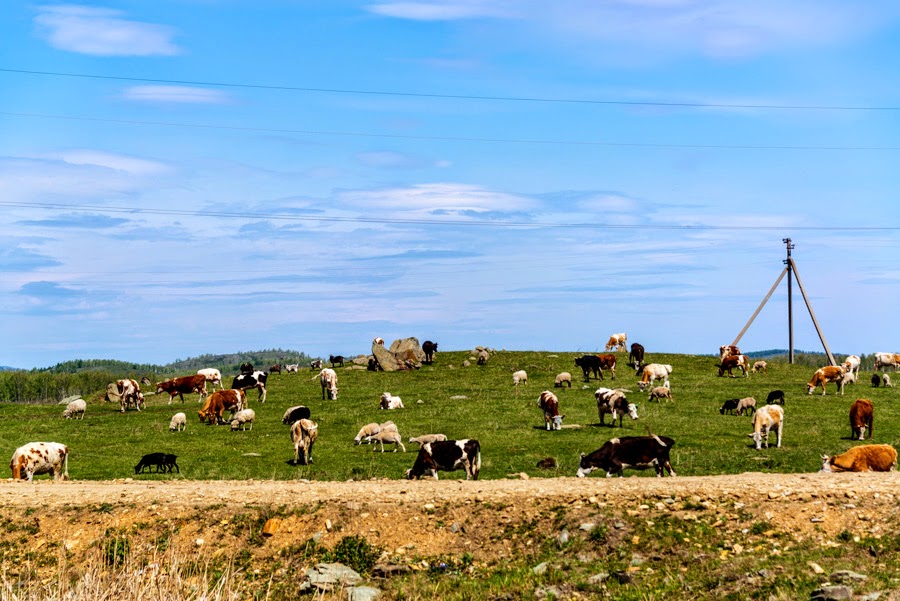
322;535;382;574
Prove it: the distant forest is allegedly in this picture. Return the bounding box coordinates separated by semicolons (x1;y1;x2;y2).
0;348;315;404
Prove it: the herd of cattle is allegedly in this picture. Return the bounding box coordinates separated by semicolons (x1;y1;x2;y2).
9;335;900;482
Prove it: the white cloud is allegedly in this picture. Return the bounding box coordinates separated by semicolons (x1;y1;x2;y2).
43;150;171;176
338;182;536;215
366;1;515;21
34;5;180;56
121;86;230;104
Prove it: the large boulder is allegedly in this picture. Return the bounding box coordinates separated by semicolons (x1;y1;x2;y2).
371;338;424;372
390;337;426;362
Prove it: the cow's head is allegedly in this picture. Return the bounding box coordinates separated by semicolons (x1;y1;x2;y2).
819;455;833;472
627;403;639;420
552;415;564;430
576;453;594;478
806;384;815;395
638;381;649;392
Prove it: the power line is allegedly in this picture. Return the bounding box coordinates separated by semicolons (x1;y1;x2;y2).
2;67;899;111
2;111;898;151
4;200;900;231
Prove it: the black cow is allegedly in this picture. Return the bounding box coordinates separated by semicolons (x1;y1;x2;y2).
231;370;268;402
329;354;345;368
576;435;675;478
628;343;645;372
134;453;179;474
765;390;786;405
422;340;438;364
720;398;740;415
281;405;311;425
239;362;254;374
405;439;481;480
574;355;603;381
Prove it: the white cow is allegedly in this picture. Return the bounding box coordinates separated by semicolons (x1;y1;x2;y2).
874;352;900;372
638;364;673;392
197;368;223;390
10;442;70;481
749;405;784;450
605;333;628;352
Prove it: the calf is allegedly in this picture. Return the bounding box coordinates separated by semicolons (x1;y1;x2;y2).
134;453;179;474
197;389;246;425
10;442;69;482
156;374;208;405
806;365;846;395
281;405;311;425
765;390;786;405
717;354;748;378
595;388;638;427
597;354;617;380
849;398;874;441
405;439;481;480
231;371;268;403
291;419;319;465
749;405;783;449
422;340;438;364
577;434;675;478
820;444;897;473
538;390;564;430
720;398;740;415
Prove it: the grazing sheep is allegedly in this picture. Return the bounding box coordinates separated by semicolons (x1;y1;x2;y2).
365;429;406;452
281;405;311;425
736;396;757;416
512;370;528;386
62;399;86;420
408;434;448;446
720;399;740;415
648;386;672;403
554;372;572;388
872;373;882;387
354;421;396;444
380;392;404;410
230;408;256;431
765;390;786;405
134;453;179;474
169;412;187;432
884;374;893;388
751;360;768;374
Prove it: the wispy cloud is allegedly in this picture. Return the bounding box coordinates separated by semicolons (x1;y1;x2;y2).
17;213;130;229
121;86;231;105
34;5;180;56
338;182;537;216
366;1;515;21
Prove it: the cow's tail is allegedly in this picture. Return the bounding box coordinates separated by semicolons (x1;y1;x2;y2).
644;425;666;447
472;450;482;480
62;449;70;481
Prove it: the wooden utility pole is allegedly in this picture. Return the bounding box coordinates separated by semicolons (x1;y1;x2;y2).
731;239;836;366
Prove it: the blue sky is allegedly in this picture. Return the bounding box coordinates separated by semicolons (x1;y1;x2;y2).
2;1;900;368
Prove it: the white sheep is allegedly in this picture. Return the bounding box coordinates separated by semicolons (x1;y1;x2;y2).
554;372;572;388
736;396;757;416
365;429;406;452
884;374;893;388
647;386;672;403
379;392;404;410
62;398;86;420
169;412;187;432
354;421;396;444
230;408;256;431
408;433;448;446
512;370;528;386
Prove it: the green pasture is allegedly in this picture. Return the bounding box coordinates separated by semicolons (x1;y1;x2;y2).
2;351;897;481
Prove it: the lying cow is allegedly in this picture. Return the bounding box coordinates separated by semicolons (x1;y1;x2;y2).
577;434;675;478
405;439;481;480
820;444;897;473
10;442;70;482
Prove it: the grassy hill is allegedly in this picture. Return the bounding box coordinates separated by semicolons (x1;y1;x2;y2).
1;350;894;481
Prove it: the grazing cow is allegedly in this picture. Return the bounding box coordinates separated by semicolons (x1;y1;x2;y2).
719;345;741;361
315;368;338;400
628;343;645;372
110;378;144;413
379;392;404;410
10;442;69;482
574;354;603;381
283;364;300;373
405;439;481;480
605;333;627;352
282;405;311;425
134;453;179;474
309;359;323;370
873;352;900;372
765;390;786;405
842;355;861;378
749;405;783;449
422;340;438;364
751;360;768;375
647;386;671;403
231;371;268;403
538;390;564;430
872;373;882;388
717;354;748;378
269;363;282;375
638;363;672;392
806;365;847;395
156;375;208;405
577;435;675;478
849;398;874;441
595;388;639;427
291;418;319;465
197;368;223;391
820;444;897;473
197;389;246;425
720;399;740;415
329;354;345;368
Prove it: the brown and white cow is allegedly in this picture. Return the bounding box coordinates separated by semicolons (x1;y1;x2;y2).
10;442;69;482
806;365;847;395
197;368;223;391
595;388;639;427
849;398;874;441
638;363;672;392
873;352;900;372
717;354;748;378
842;355;861;378
820;444;897;473
405;439;481;480
156;374;208;404
597;353;617;380
538;390;563;430
719;345;741;361
291;418;319;465
109;378;144;413
314;368;338;400
605;333;627;352
749;405;783;449
197;389;246;425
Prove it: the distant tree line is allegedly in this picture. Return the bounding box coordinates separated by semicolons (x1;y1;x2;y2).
0;348;315;404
